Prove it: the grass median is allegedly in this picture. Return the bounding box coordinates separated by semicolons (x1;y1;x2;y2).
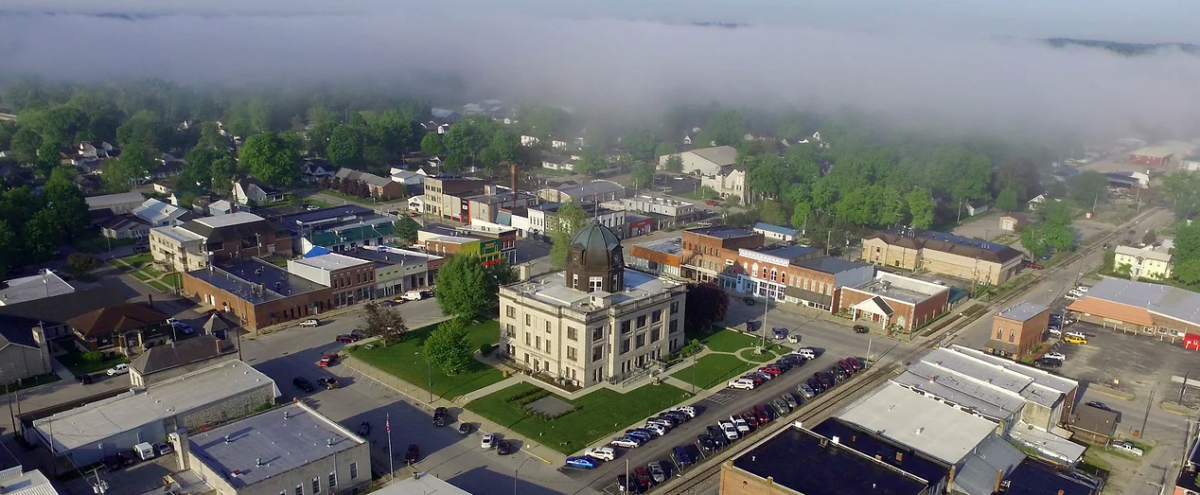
350;320;505;400
672;354;755;390
696;328;760;353
466;381;691;455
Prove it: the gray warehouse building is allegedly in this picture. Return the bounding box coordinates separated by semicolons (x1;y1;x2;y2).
31;360;277;466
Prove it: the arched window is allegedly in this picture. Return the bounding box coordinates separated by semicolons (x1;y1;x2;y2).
1008;331;1015;343
996;329;1002;339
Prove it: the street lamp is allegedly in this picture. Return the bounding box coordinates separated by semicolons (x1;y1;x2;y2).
414;352;433;403
514;456;537;495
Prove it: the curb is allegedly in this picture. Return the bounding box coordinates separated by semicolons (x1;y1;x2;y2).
1091;386;1136;401
1160;401;1199;416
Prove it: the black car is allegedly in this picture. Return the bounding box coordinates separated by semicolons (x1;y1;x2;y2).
1036;357;1062;369
663;411;689;423
772;360;792;372
706;426;728;447
293;376;316;393
817;372;835;388
743;297;756;306
76;374;94;385
697;435;716;452
1085;401;1111;411
496;440;514;455
831;366;849;381
357;421;371;437
404;444;420;463
808;377;825;394
672;446;693;467
433;407;448;426
853;325;870;334
458;422;473;435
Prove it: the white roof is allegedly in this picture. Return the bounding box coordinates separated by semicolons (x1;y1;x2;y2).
892;345;1077;416
373;475;474;495
84;191;144;210
0;469;58;495
193;211;264;228
209;199;233;211
152;226;206;243
0;270;74;306
503;268;680;311
1115;244;1172;262
33;360;277;453
837;383;998;464
291;253;373;271
132;199;187;225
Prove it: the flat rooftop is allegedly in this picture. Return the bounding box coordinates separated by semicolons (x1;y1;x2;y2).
633;235;682;256
796;257;871;274
837;383;999;464
189;259;326;304
685;225;757;240
996;301;1049;322
809;419;949;487
0;271;74;306
34;360;277;453
278;205;373;226
503;268;680;311
291;253;373;271
373;474;474;495
344;247;440;266
190;403;362;488
153;225;206;243
1082;278;1200;327
85;191;144;209
755;245;819;261
893;345;1076;412
851;272;946;305
192;211;265;228
731;424;930;495
921;231;1011;254
1007;459;1099;495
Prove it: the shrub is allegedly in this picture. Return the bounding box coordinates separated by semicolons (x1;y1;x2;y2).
81;351;104;363
479;343;494;356
68;252;100;274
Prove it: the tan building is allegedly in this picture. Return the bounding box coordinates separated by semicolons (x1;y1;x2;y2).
998;212;1032;232
862;231;1024;285
150;212;294;272
986;301;1050;360
423;176;489;221
498;223;687;388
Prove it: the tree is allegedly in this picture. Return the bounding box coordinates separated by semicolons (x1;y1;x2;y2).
1161;172;1200;219
197;121;227;150
759;200;789;226
9;127;41;164
423;318;475;376
210;156;236;195
1038;201;1075;251
654;142;677;160
240;132;299;187
574;153;607;176
420;133;444;156
44;168;89;238
684;283;729;331
435;254;490;319
1066;171;1108;205
790;201;811;229
326;125;364;167
905;189;935;229
630;162;655;190
1021;225;1047;258
549;201;589;270
0;221;17;276
1142;229;1157;245
707;110;745;146
116;110;163;148
104;141;155;191
665;154;683;172
370;109;413;154
22;210;61;263
67;252;100;275
995;187;1019;212
395;216;420;245
361;301;408;343
622;127;658;161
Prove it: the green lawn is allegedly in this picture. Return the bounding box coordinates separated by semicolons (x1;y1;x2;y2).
142;266;162;278
351;320;505;399
163;273;182;288
115;253;153;269
672;354;755;390
699;329;760;353
738;349;778;363
304;198;334;209
466;381;691;454
320;190;377;205
130;271;151;281
147;280;172;293
58;352;129;376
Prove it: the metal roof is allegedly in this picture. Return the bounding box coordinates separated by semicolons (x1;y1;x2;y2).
190;403;363;488
33;360;277;454
837;383;999;465
279;205;373;226
953;434;1026;495
685;225;757;240
189;259;326;304
996;301;1049;323
192;212;266;229
753;222;799;236
132;199;187;225
893;346;1077;414
84;191;144;210
688;146;738;167
795;257;872;274
1083;278;1200;327
0;271;74;307
556;180;624;199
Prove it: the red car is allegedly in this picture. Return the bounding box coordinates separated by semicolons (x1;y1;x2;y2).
742;410;760;428
335;333;360;343
1024;261;1044;270
753;405;772;424
318;354;338;367
743;374;764;385
759;366;783;376
404;444;420;463
706;200;717;206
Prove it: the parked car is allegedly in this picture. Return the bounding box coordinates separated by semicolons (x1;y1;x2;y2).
155;442;174;456
292;376;315;393
1043;352;1066;361
481;433;496;449
642;423;667;437
783;393;799;408
1024;260;1044;270
759;366;782;376
773;398;791;414
318;353;338;367
106;363;129;376
853;325;870;334
318;377;338;389
808;377;825;394
753;405;772;424
697;435;716;452
1036;357;1062;369
1064;293;1080;301
611;437;642;449
664;410;690;422
496;440;514;455
433;407;448;427
335;333;361;343
1086;401;1111;411
633;467;655;490
616;475;641;494
585;446;616;461
1074;285;1090;293
742;410;760;429
404;444;420;463
706;426;728;447
1112;441;1144;456
706;200;717;206
1048;326;1063;337
672;446;693;468
166;318;194;334
796;383;815;398
719;421;739;441
76;374;94;384
728;378;756;390
458;422;473;435
845;357;864;371
648;461;667;483
674;405;697;418
300;318;320;327
625;429;652;442
357;421;371;436
730;416;750;433
743;297;756;306
566;456;600;469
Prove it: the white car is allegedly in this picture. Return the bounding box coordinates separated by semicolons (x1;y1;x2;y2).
1043;352;1066;361
166;318;194;334
1112;441;1144;456
719;421;740;441
1074;286;1090;293
585;446;616;461
642;424;668;437
730;416;750;433
674;406;697;418
1064;293;1080;301
1048;327;1062;336
299;319;320;327
610;437;641;449
106;363;129;376
481;433;495;449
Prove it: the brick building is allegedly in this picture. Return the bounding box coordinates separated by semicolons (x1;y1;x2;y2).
288;253;376;307
838;271;951;332
67;303;170;357
151;212;293;272
1067;278;1200;347
862;231;1024;285
679;226;764;284
181;259;334;331
423;176;490;221
986;301;1050;360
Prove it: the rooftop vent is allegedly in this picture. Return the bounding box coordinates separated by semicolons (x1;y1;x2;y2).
326;438;333;447
255;457;263;467
224;434;232;444
915;427;924;435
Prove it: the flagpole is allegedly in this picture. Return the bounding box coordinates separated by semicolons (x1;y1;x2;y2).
387;413;394;480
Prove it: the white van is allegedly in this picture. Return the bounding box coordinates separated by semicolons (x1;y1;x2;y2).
727;378;756;390
134;442;157;461
1065;331;1086;340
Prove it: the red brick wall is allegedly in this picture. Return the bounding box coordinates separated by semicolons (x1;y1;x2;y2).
181;272;334;330
912;289;950;329
838;288;915;327
211;234;293;263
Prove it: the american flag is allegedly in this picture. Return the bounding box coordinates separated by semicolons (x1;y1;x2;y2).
386;418;391;433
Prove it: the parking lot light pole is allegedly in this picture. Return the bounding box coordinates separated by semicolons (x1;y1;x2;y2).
415;352;433;403
515;456;536;495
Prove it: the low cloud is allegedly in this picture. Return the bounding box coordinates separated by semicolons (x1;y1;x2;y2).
1;6;1198;141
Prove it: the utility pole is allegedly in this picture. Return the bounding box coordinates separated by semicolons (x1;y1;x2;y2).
1140;387;1156;437
957;199;963;224
1092;193;1099;215
825;230;833;256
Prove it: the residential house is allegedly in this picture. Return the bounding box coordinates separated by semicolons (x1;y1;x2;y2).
99;214;151;240
520;135;541;147
303;159;338;180
963;202;988;217
699;167;747;204
541;153;578;172
85;191;145;214
421;121;451;135
753;222;799;243
1114;244;1173;279
656;146;738;175
128;334;238;387
1027;194;1047;210
132;198;193;227
334;168;405;199
0;275;126;353
430;108;461;123
0;315;52;383
208;199;235;216
152;180;174;195
66;303;170;357
390;167;426;188
231;178;286;205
